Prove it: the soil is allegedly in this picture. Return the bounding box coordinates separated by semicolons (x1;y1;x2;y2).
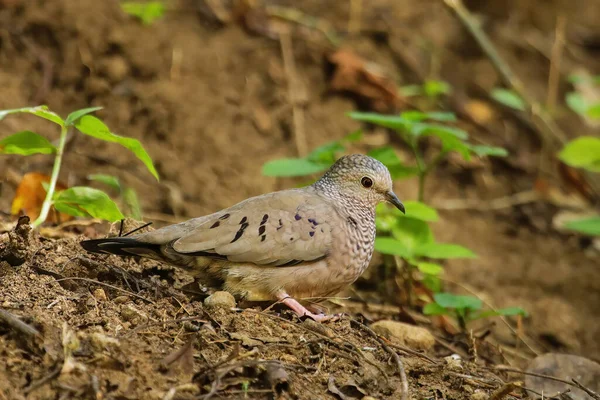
1;0;599;399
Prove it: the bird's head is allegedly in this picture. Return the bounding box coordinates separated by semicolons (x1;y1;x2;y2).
315;154;404;213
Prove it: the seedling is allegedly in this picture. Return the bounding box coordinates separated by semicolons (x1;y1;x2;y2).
556;136;600;236
88;174;143;220
565;74;600;120
262;110;506;300
423;292;527;331
121;1;165;25
348;110;508;202
0;105;158;228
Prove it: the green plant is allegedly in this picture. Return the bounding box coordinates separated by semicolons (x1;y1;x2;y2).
262;110;513;310
88;174;143;220
0;105;158;227
348;110;508;202
121;1;165;25
490;88;526;111
566;74;600;120
400;80;452;99
557;136;600;236
423;293;527;330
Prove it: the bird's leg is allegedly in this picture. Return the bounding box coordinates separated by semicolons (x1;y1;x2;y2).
276;293;339;322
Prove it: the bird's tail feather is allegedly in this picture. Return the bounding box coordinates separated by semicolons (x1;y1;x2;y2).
80;237;164;260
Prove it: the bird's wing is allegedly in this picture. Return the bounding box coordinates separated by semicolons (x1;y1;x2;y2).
168;189;338;266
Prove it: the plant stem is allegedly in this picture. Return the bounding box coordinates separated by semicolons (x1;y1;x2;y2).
409;140;427;202
32;125;68;228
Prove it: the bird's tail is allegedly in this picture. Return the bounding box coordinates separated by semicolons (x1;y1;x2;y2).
80;237;165;260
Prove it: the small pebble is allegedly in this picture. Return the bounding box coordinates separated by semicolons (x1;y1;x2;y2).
370;320;435;351
203;291;236;309
93;288;107;301
113;295;130;304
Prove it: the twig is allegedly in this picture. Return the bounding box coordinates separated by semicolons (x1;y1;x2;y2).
350;319;408;400
546;15;566;112
387;342;438;365
432;190;540;211
23;366;61;394
266;6;341;47
490;366;600;400
489;381;522;400
442;0;600;198
53;277;156;305
348;0;362;34
0;308;41;337
279;30;308;157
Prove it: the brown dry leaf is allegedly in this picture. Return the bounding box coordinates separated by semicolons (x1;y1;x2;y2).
11;172;73;223
325;49;402;113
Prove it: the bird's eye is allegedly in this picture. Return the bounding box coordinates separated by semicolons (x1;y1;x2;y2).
361;177;373;188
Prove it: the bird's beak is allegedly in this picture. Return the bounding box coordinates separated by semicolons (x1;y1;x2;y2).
386;191;405;214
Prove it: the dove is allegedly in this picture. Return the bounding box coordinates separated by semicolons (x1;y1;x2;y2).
81;154;404;321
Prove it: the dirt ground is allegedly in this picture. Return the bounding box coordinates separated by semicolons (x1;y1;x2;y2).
1;0;599;399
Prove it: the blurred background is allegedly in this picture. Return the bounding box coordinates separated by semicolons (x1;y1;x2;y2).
1;0;599;395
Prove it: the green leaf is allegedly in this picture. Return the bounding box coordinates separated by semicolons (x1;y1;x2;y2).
368;147;419;179
566;92;588;116
414;123;469;140
422;274;442;292
434;293;482;311
491;88;526;111
380;218;433;259
121;1;165;25
558;136;600;172
418;126;471;160
563;216;600;236
307;141;345;165
400;111;429;122
65;107;103;126
415;243;477;259
402;201;438;222
54;187;124;221
587;104;600;119
468;145;509;157
423;302;448;316
0;131;56;155
0;105;64;126
424;80;451;97
417;262;443;275
343;129;363;142
262;158;329;177
347;112;411;131
75;116;159;180
368;146;402;166
88;174;121;191
424;112;457;122
375;237;412;258
123;187;142;220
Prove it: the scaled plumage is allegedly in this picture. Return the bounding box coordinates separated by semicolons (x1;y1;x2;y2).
81;154;404;321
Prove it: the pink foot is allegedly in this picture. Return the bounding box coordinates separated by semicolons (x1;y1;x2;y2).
276;293;341;322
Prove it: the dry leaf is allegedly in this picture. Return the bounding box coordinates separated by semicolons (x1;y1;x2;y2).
325;49;401;113
11;172;73;223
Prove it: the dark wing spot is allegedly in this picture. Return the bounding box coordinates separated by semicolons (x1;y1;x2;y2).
219;213;230;220
347;216;358;227
231;222;249;243
261;235;266;242
309;231;315;237
258;225;266;235
308;218;318;226
277;219;283;230
294;214;301;221
210;221;220;229
239;216;248;224
260;214;269;225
